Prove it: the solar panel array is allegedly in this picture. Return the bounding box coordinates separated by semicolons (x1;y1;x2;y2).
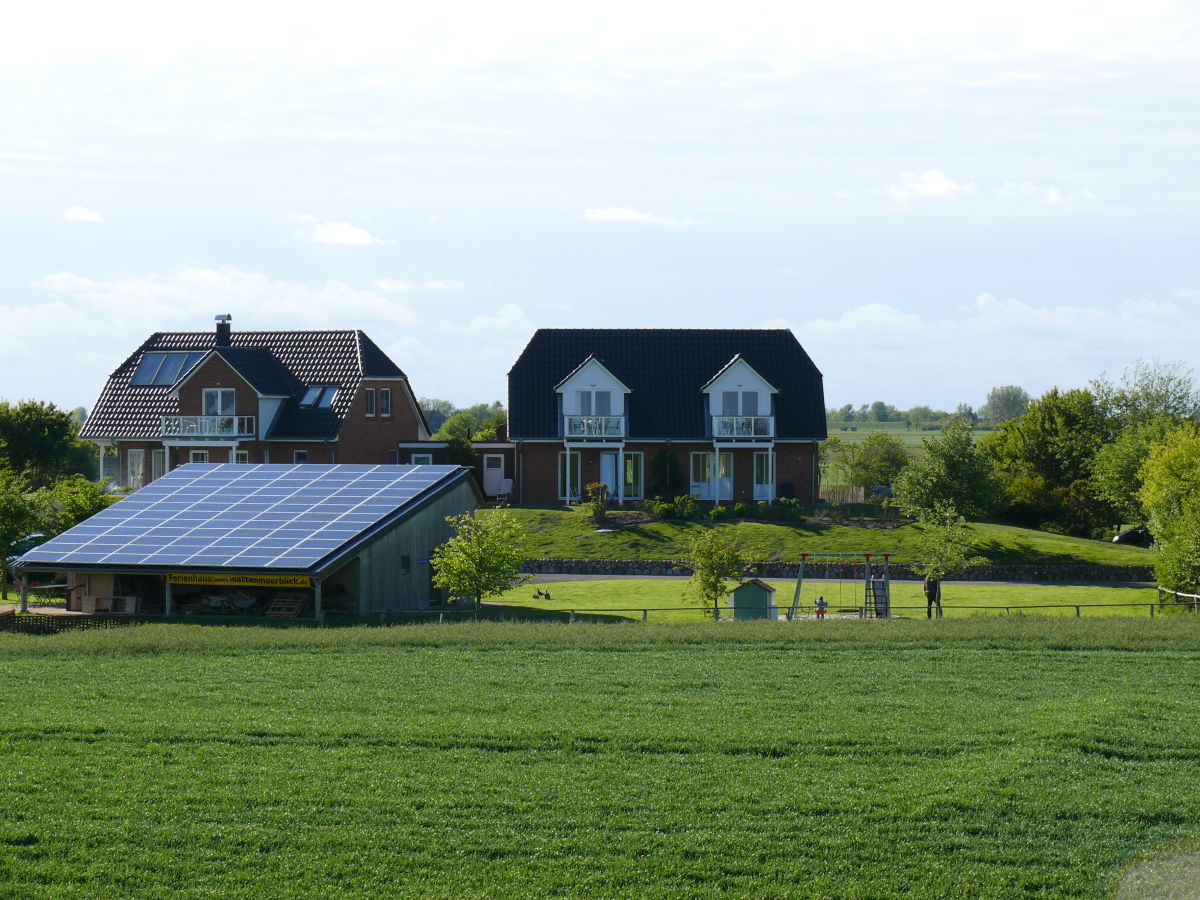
20;464;462;571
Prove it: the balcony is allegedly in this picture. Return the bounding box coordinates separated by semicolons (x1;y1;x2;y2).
161;415;256;439
564;415;625;439
712;416;774;438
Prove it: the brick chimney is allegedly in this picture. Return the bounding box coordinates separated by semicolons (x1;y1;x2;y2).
215;314;232;347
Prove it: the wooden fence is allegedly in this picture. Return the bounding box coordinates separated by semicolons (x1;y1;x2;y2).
0;610;139;635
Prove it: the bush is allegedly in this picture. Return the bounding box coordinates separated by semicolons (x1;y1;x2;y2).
585;482;609;523
672;494;698;520
709;505;729;521
649;499;675;519
733;502;748;518
755;500;771;519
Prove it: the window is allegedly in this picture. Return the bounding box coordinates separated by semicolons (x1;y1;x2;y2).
202;388;235;416
623;452;644;500
129;351;206;386
233;450;249;464
365;389;376;417
577;390;612;416
301;386;338;408
190;449;209;463
754;451;775;501
411;453;434;465
294;450;309;464
721;391;760;415
151;448;166;482
127;449;145;490
558;451;581;501
380;389;392;417
690;452;732;500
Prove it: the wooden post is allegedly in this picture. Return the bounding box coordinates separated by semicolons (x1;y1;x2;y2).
1074;605;1080;617
313;578;323;624
438;612;444;624
642;609;647;622
569;610;575;624
1150;604;1155;618
18;574;29;615
164;577;173;617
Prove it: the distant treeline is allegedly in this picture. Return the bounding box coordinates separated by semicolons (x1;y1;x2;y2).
827;386;1030;427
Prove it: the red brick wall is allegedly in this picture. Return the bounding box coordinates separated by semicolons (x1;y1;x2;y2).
177;356;257;417
337;381;425;464
775;442;818;503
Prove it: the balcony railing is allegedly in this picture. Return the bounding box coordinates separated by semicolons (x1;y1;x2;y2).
713;416;774;438
161;415;256;439
564;415;625;438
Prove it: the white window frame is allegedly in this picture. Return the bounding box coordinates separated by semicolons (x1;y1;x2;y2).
294;450;309;464
233;450;250;464
190;449;209;464
380;388;392;417
411;453;433;465
365;388;376;417
690;452;732;501
754;451;775;501
127;448;145;490
202;388;235;416
151;448;166;482
623;451;644;500
558;451;581;502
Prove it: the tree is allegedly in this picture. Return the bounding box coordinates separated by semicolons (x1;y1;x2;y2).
1137;422;1200;539
433;402;506;442
1092;359;1200;427
419;398;457;433
893;419;994;520
41;475;117;536
869;401;893;422
0;471;46;602
0;400;94;488
1091;417;1176;524
847;432;909;496
431;511;529;606
979;386;1029;425
434;410;480;442
909;502;984;616
954;403;978;426
905;405;934;430
683;528;747;619
1151;496;1200;593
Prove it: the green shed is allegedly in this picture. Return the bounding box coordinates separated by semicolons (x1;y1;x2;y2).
729;579;777;621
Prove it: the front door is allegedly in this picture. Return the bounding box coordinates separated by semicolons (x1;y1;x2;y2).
599;452;619;498
715;452;733;501
483;455;504;496
754;452;774;501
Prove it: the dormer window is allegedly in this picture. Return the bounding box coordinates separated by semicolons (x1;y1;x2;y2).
721;391;761;415
577;390;612;416
301;386;338;408
203;388;235;416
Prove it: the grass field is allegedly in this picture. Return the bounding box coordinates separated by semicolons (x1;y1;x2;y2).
493;579;1166;622
825;420;997;449
488;505;1153;566
3;620;1200;898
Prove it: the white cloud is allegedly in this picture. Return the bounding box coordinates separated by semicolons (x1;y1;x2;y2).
374;278;465;293
541;301;573;311
995;182;1099;204
887;170;976;201
291;214;393;245
583;207;695;227
62;206;104;223
440;302;535;337
773;291;1200;408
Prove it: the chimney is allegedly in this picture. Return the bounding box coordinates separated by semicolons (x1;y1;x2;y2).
215;314;232;347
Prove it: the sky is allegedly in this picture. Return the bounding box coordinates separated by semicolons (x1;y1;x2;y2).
2;0;1198;413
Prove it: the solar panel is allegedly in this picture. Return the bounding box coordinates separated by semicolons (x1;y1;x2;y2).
19;464;465;572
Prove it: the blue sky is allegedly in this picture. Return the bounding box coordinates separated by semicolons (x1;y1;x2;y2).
2;0;1198;412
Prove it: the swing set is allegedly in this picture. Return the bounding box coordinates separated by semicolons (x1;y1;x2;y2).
787;552;892;620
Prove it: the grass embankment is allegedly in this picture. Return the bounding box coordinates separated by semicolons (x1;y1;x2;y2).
486;505;1153;566
493;580;1166;621
2;620;1199;898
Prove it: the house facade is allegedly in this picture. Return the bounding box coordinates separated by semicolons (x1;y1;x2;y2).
506;329;827;505
80;316;431;489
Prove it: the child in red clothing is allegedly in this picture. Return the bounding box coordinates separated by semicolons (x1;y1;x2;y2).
815;595;828;619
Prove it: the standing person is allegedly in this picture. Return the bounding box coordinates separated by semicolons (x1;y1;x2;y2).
814;595;828;620
923;576;942;618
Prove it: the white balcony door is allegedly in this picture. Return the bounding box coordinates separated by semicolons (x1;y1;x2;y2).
691;452;732;501
127;449;145;490
754;451;775;501
483;454;505;496
599;452;619;497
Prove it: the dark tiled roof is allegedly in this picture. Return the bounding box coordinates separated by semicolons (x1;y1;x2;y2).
508;329;826;440
82;330;407;441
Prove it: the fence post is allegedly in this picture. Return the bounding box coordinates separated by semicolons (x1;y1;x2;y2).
438;612;444;624
569;610;575;624
642;609;648;623
1150;604;1155;618
1074;606;1080;618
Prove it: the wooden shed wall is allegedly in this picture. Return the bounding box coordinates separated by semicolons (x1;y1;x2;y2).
351;480;478;612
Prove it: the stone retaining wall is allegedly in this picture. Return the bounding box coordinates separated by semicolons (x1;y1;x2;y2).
524;558;1154;582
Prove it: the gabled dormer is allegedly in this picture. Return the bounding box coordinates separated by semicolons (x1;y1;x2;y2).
555;355;630;439
702;355;778;438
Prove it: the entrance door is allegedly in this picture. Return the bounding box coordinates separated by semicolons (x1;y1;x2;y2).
483;454;504;496
754;452;774;501
715;452;733;501
599;452;620;498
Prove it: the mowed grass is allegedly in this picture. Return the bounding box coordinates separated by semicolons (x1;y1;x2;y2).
493;579;1166;622
825;420;997;449
3;621;1200;898
489;505;1153;566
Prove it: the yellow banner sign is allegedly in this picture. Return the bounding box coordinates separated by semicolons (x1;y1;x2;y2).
167;572;312;588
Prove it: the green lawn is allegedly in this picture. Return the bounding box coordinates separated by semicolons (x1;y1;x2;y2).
826;420;997;449
2;621;1199;898
494;579;1165;621
487;505;1154;566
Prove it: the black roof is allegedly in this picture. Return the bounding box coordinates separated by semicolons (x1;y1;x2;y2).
81;330;409;442
508;329;826;440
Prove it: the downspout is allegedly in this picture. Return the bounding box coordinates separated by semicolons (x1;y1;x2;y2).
517;441;525;504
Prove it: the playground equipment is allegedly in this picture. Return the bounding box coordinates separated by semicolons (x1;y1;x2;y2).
787;552;892;620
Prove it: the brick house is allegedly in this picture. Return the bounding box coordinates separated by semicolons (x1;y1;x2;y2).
80;315;431;488
506;329;827;505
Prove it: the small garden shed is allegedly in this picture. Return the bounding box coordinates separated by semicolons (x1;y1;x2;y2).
14;463;482;620
730;579;777;620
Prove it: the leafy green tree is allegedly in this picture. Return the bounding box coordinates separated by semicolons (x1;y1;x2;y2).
0;400;94;488
1091;417;1176;524
442;437;479;470
683;528;747;619
1137;422;1200;539
1151;496;1200;593
433;402;506;442
419;398;456;433
434;410;480;442
979;385;1029;425
41;475;117;536
910;502;984;615
431;511;529;605
905;405;934;430
847;432;909;496
893;419;994;520
0;471;46;602
649;449;682;496
1092;359;1200;427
